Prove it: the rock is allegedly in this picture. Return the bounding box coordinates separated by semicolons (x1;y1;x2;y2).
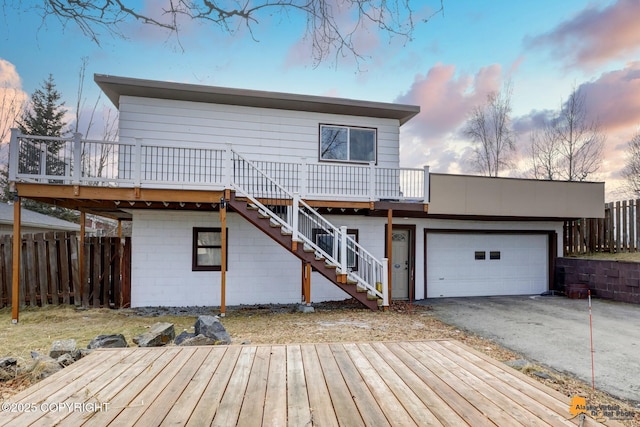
133;322;175;347
30;355;62;379
177;334;216;346
0;357;17;369
56;353;76;367
194;315;231;344
78;349;93;359
532;371;553;380
88;334;128;349
174;331;195;345
49;339;77;359
505;359;530;370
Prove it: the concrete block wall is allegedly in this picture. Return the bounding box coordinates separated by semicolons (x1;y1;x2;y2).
555;258;640;304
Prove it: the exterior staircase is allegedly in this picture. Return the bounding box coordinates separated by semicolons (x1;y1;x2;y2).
228;150;388;311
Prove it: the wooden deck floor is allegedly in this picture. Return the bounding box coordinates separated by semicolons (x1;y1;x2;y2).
1;340;619;426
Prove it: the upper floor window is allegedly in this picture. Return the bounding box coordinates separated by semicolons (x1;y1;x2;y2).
320;125;376;163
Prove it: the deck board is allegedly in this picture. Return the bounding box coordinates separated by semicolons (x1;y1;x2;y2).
1;340;621;427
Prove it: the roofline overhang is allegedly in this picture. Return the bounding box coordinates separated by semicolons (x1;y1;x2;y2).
94;74;420;125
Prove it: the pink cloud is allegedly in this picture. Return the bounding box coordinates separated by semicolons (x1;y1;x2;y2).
580;62;640;131
395;63;505;174
0;59;28;143
526;0;640;68
396;63;503;138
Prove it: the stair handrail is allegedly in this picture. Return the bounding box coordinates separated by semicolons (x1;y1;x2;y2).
229;149;388;306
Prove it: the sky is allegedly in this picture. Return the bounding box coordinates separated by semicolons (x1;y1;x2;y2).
1;0;639;200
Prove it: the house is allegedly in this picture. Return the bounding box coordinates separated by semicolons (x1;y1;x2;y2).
8;74;604;313
0;202;80;235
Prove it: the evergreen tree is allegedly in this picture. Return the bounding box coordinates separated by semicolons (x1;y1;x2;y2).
19;74;66;138
14;75;78;223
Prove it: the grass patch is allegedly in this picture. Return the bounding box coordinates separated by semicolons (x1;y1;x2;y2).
571;252;640;262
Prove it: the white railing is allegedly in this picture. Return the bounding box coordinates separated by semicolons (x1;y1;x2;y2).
9;129;428;202
231;150;389;307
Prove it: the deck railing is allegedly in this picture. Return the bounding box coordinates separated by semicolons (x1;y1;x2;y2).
9;129;428;202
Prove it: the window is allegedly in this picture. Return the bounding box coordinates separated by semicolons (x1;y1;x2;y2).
474;251;486;260
320;125;376;163
312;228;359;271
192;227;227;271
490;251;501;260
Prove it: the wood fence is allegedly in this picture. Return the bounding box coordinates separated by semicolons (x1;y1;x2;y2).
565;199;640;255
0;232;131;309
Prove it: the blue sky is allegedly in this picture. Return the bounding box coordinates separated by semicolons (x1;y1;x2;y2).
1;1;639;199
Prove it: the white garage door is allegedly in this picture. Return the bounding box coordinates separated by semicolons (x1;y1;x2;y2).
426;233;548;298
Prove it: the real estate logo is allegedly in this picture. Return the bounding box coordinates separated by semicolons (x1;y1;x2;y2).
569;395;636;422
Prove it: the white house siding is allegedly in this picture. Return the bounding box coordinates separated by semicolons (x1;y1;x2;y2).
130;211;388;307
117;96;401;169
130;209;564;307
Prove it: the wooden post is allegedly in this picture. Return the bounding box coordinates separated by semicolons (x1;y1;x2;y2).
387;208;393;306
304;262;311;306
220;195;227;317
79;211;86;304
11;196;21;323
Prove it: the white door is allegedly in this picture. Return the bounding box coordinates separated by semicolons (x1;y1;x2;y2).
391;229;410;300
426;233;548;298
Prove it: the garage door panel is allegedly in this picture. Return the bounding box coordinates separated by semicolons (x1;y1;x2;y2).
427;233;548;298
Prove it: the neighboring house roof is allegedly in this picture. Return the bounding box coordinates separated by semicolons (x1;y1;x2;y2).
94;74;421;125
0;202;80;232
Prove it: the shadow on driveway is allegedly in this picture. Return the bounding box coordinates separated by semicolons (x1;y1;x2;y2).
417;295;640;404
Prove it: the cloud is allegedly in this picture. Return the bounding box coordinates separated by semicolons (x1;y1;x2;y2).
525;0;640;68
0;58;28;143
395;63;504;173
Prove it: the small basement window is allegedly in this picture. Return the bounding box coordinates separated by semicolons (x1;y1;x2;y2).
320;125;376;163
192;227;227;271
490;251;501;260
474;251;486;260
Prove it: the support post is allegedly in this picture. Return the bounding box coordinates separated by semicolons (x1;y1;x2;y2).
11;196;21;323
72;132;82;184
340;226;348;275
219;196;227;317
369;161;376;201
133;138;142;187
304;261;311;306
9;128;19;182
79;211;86;304
387;209;393;305
423;165;430;203
382;257;389;309
292;192;300;245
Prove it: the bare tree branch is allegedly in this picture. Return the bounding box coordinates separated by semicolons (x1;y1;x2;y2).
528;86;604;181
622;130;640;195
6;0;444;65
464;82;516;177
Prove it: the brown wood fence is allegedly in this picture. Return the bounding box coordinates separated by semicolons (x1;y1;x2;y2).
565;199;640;255
0;232;131;308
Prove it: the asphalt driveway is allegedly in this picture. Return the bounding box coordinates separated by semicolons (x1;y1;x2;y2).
419;295;640;404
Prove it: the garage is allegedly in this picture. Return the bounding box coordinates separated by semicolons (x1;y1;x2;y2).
426;231;550;298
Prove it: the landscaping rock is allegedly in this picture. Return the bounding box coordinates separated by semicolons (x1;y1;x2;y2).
49;339;77;359
133;322;175;347
0;357;17;369
178;334;216;346
30;355;62;379
88;334;128;349
56;353;76;367
194;315;231;344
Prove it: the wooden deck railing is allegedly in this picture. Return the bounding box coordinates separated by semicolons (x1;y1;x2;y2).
564;199;640;255
9;129;428;202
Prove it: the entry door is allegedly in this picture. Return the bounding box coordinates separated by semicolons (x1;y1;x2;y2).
391;229;410;300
